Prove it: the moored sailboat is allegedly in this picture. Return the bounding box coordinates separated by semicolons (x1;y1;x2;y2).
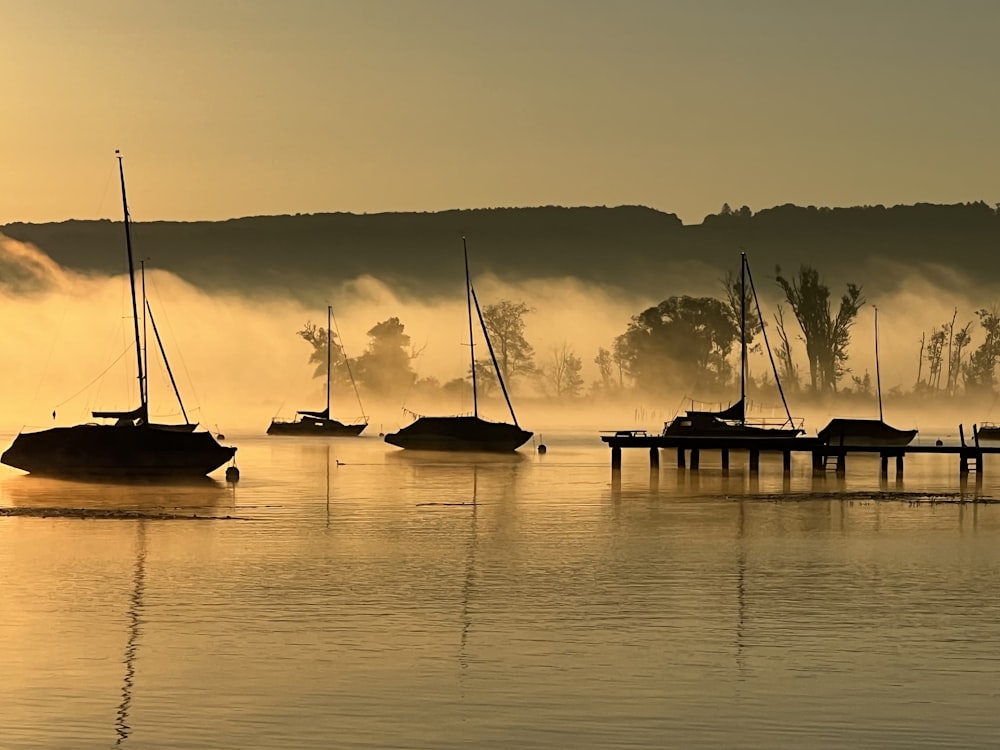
267;305;368;436
662;252;803;439
384;239;533;452
816;305;917;447
1;151;236;477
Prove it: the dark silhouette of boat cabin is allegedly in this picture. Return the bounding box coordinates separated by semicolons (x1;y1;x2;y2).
663;399;803;439
976;424;1000;441
267;305;368;437
384;239;532;453
661;252;803;440
267;408;366;437
817;418;917;447
0;152;236;478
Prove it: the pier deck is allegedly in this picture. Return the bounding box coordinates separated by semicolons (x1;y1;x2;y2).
601;427;1000;479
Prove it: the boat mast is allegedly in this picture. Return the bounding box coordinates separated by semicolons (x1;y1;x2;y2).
463;237;478;418
140;259;149;407
874;304;883;421
117;151;148;423
740;252;747;425
326;305;332;418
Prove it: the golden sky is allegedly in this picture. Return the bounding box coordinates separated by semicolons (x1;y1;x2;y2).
3;0;998;225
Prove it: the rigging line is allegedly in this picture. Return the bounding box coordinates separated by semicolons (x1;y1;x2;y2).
743;253;795;428
146;299;189;423
470;282;519;428
146;272;203;412
53;343;134;409
329;305;367;420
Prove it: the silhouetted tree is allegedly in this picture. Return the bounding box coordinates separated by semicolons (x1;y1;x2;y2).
296;320;349;385
617;296;737;395
850;371;873;395
481;300;535;388
774;265;865;393
925;326;947;390
353;317;418;396
964;306;1000;393
593;347;615;392
543;343;584;398
612;335;630;388
944;310;974;395
470;358;499;397
772;304;800;391
722;268;762;381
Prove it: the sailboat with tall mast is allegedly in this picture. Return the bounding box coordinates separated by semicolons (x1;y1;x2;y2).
816;305;917;447
662;251;803;438
384;238;533;452
1;151;236;477
267;305;368;436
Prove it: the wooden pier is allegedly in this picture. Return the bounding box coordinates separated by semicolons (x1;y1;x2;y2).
601;426;1000;481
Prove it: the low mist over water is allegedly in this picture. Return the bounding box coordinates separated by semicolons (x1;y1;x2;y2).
3;233;1000;439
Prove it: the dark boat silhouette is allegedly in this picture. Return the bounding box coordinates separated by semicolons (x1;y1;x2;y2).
815;306;917;448
662;252;803;439
663;400;803;439
267;305;368;436
384;239;532;453
1;151;236;478
976;424;1000;441
816;418;917;447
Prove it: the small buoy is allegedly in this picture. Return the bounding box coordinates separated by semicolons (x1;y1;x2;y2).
537;444;547;454
225;466;240;483
935;439;943;446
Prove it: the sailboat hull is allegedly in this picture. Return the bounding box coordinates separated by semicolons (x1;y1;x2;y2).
1;425;236;477
267;418;367;437
384;416;532;452
817;418;917;447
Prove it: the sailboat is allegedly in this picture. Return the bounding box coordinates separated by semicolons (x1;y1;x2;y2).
662;251;803;438
383;239;533;452
0;151;236;477
816;305;917;447
266;305;368;436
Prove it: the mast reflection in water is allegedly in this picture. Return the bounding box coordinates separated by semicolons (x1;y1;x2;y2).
115;521;146;747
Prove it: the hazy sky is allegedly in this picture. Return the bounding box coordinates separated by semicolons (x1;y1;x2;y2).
3;0;999;225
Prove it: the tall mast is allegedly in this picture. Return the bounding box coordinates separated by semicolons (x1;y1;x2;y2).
740;251;747;424
117;150;147;422
326;305;332;417
874;304;883;421
140;259;148;407
464;237;478;418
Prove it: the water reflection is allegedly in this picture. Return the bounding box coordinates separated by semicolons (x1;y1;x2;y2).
115;521;146;747
735;499;747;680
460;467;478;678
0;475;232;518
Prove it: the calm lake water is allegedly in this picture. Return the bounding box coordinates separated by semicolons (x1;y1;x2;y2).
2;429;1000;749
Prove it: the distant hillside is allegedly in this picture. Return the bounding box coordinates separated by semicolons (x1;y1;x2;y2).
3;202;999;302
